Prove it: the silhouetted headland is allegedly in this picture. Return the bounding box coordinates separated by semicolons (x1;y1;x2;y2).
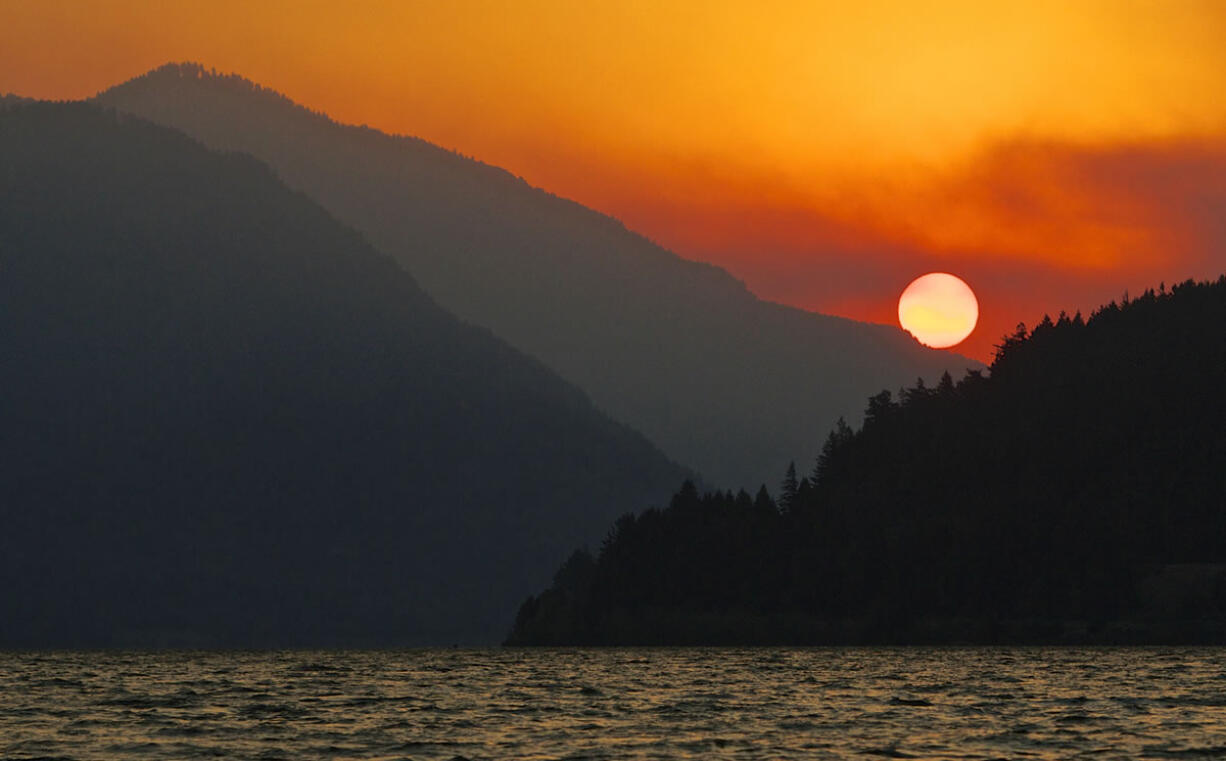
508;279;1226;645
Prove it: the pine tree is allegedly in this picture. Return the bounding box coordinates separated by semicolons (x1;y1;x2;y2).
814;417;853;484
936;370;955;396
780;462;799;514
754;484;776;512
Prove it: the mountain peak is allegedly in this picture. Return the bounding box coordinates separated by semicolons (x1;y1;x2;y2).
103;62;321;119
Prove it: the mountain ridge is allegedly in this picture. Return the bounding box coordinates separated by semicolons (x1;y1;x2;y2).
95;62;982;490
0;100;687;646
101;64;759;303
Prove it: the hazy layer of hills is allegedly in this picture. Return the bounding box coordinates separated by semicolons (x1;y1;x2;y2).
96;63;981;490
509;280;1226;645
0;101;687;647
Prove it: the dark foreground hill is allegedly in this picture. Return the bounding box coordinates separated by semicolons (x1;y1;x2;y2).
0;101;687;647
508;280;1226;645
95;63;980;490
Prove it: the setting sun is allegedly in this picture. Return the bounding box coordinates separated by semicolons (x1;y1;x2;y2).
898;273;979;349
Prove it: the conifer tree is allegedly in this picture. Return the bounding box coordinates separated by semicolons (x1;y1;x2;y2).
780;462;799;513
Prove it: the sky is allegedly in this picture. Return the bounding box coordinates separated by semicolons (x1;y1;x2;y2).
4;0;1226;360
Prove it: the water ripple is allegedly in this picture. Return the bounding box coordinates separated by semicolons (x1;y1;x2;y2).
2;648;1226;759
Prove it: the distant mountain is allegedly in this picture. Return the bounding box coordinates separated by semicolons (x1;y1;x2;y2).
96;63;982;490
508;280;1226;645
0;101;686;647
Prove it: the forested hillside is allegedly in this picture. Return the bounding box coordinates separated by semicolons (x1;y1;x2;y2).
509;279;1226;644
0;101;686;646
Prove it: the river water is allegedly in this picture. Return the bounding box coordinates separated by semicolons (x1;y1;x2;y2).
2;648;1224;759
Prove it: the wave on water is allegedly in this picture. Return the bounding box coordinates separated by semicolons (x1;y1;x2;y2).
1;648;1225;759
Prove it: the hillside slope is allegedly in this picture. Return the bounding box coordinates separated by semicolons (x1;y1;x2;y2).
0;101;686;647
509;280;1226;644
96;63;981;489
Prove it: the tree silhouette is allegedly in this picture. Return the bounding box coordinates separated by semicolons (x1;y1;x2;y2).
780;462;799;514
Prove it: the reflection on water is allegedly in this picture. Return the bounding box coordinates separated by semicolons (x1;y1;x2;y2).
2;648;1225;759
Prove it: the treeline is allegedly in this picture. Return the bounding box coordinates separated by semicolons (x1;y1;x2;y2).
507;278;1226;644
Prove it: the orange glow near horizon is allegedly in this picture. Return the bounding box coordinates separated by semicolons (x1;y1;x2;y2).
4;1;1226;361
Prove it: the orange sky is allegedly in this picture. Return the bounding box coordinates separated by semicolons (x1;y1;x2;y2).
4;0;1226;360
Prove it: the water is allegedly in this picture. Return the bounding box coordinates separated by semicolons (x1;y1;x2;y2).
2;648;1225;760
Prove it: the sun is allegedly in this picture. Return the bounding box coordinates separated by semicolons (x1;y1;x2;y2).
898;273;978;349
